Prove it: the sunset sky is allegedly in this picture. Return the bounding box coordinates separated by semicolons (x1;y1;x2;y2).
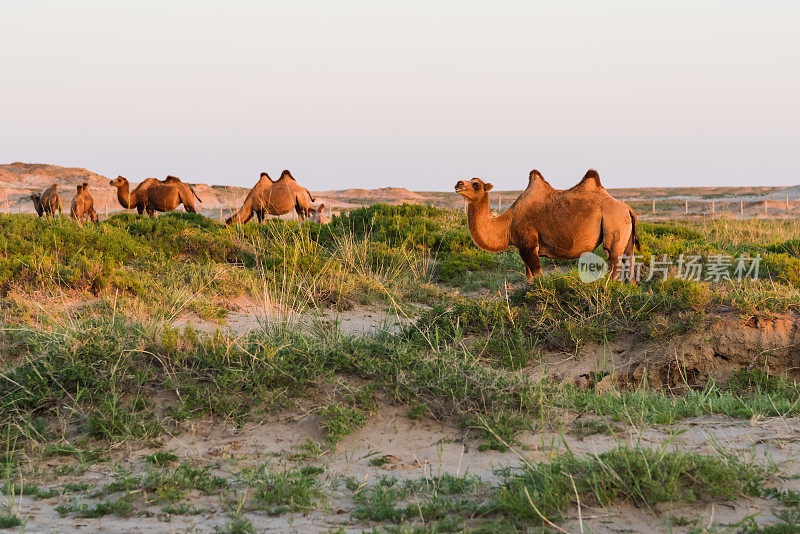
2;1;798;190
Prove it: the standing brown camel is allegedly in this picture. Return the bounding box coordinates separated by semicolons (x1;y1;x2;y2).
225;170;315;225
70;183;98;222
30;184;63;217
455;169;640;281
109;176;202;217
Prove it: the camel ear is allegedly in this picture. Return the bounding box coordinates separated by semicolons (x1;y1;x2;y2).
318;203;325;210
484;183;494;191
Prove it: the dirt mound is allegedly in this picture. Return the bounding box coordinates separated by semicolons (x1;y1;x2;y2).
647;313;800;387
539;312;800;390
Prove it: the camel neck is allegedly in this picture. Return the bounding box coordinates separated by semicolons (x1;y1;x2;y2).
116;184;132;209
466;197;511;253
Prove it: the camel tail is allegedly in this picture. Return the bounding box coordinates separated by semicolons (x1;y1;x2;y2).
629;208;641;252
189;184;203;203
304;188;315;202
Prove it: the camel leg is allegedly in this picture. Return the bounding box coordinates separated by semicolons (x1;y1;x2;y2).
624;236;636;283
605;244;629;281
147;207;155;218
604;221;638;282
256;210;264;224
519;247;542;282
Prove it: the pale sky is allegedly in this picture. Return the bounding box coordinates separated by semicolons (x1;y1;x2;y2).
2;1;798;190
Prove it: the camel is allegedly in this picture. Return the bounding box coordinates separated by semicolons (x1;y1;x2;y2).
70;183;98;222
30;184;63;217
109;175;202;217
225;170;316;225
306;203;331;224
455;169;640;281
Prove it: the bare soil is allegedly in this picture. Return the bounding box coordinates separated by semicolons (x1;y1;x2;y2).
529;311;800;392
8;402;799;532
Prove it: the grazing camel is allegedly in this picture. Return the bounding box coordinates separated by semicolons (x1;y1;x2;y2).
455;169;640;281
30;184;63;217
225;170;316;225
70;183;98;222
29;194;44;217
306;203;331;224
109;176;202;216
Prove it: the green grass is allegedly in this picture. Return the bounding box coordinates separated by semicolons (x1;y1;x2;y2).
2;309;799;450
216;515;256;534
0;514;22;528
2;206;800;530
351;473;493;524
318;403;368;446
238;463;325;514
161;502;203;515
142;450;178;466
55;496;134;518
498;445;770;525
740;509;800;533
345;446;785;530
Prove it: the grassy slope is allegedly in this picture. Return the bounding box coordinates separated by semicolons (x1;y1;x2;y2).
1;206;800;530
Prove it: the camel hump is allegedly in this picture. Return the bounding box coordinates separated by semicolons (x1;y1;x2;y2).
573;169;603;191
280;170;295;180
527;169;552;189
164;175;182;183
529;169;543;184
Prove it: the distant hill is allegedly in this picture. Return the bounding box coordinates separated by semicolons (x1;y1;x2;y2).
0;162;109;190
0;163;250;216
0;162;796;218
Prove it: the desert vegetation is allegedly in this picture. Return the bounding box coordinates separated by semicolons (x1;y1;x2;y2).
1;205;799;532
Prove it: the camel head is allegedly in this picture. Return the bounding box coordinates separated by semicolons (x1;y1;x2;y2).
307;203;321;219
29;193;43;216
109;176;128;188
455;178;493;204
76;184;84;193
307;203;330;224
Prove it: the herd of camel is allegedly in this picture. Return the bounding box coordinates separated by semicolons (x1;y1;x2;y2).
28;168;638;281
29;170;330;225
